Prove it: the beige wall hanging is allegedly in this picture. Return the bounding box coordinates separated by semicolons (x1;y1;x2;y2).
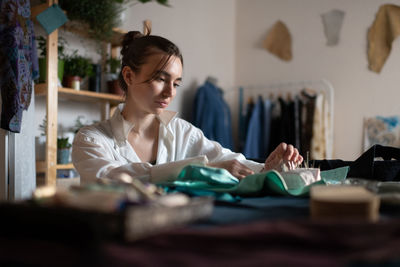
368;4;400;73
263;20;292;61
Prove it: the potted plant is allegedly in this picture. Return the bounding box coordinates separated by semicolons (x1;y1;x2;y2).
36;36;67;84
57;137;72;164
58;0;170;42
63;51;93;90
106;56;124;96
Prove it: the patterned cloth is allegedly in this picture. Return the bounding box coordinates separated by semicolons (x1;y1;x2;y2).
0;0;39;132
363;116;400;152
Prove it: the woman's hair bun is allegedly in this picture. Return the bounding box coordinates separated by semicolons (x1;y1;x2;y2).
121;31;144;57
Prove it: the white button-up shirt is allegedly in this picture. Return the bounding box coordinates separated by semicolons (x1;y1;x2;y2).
72;104;263;184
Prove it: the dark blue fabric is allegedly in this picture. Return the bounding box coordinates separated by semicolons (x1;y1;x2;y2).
263;99;272;156
243;96;264;158
192;81;233;150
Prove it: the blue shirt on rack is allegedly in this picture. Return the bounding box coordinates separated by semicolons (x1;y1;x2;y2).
192;81;233;150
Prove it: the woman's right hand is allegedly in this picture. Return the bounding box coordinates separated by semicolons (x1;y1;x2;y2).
208;159;254;180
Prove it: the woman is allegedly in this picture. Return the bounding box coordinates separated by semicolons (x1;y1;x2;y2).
72;30;303;184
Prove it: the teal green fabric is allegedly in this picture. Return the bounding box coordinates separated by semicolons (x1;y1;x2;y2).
158;165;349;198
36;4;68;35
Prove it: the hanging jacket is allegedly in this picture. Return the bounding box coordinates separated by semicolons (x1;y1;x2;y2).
192;81;233;150
243;96;264;159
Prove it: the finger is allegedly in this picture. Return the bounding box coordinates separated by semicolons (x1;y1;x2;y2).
239;168;254;177
277;142;288;155
289;148;299;162
295;155;304;165
284;144;294;161
236;174;246;180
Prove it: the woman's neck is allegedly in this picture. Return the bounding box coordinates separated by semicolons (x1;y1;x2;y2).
121;105;157;136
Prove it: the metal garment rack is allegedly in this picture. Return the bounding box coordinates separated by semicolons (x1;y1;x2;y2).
238;79;334;158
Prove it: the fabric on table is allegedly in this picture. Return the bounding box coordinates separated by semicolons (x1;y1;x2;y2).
159;165;349;198
312;144;400;182
103;218;400;267
0;0;39;132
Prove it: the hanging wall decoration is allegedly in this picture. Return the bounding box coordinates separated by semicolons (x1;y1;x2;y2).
367;4;400;73
321;9;345;46
263;20;292;61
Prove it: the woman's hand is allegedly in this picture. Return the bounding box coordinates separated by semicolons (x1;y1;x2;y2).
264;142;303;172
208;159;254;180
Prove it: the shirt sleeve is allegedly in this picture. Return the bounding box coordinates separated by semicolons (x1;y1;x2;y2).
72;126;209;184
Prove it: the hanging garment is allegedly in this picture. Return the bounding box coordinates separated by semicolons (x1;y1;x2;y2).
262;98;272;157
192;80;233;150
293;95;302;151
300;89;317;157
243;96;265;159
237;87;246;152
268;98;281;154
0;0;39;132
311;92;331;159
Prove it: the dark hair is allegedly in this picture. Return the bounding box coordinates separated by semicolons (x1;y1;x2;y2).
118;29;183;92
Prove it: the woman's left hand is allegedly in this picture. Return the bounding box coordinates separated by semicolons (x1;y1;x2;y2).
263;142;303;172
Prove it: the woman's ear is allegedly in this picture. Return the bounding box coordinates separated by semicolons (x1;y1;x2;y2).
122;66;135;86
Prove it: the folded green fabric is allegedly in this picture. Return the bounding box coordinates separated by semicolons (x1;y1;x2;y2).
158;165;349;197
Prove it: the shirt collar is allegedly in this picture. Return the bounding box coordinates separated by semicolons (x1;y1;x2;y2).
110;103;177;142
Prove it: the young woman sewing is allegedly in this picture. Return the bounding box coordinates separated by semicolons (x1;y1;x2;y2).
72;29;303;184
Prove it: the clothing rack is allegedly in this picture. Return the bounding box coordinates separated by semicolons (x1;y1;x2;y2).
238;79;334;158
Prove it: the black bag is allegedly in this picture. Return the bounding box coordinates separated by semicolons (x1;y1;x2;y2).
311;145;400;181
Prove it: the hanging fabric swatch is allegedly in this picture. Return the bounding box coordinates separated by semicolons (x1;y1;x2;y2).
0;0;39;132
36;4;68;35
368;4;400;73
321;9;345;46
263;20;292;61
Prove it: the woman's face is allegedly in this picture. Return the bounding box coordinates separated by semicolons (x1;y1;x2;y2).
124;53;183;115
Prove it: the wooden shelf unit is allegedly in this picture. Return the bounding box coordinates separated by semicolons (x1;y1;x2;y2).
32;0;125;186
35;84;124;104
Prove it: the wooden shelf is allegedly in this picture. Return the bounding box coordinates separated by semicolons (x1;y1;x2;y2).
36;161;75;173
32;0;126;186
35;83;124;105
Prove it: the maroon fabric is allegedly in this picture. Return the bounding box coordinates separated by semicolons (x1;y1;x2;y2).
103;219;400;267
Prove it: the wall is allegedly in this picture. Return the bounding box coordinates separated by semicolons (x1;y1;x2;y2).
121;0;237;121
235;0;400;160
